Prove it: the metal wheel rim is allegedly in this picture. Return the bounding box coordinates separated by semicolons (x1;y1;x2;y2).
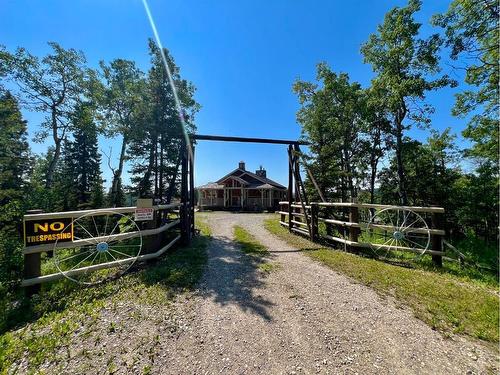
53;211;143;285
366;207;430;259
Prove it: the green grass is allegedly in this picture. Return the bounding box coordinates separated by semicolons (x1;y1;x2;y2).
258;262;281;273
233;226;269;256
233;225;280;274
264;217;499;344
0;218;211;373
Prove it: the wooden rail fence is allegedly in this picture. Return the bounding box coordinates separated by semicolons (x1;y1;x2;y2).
279;201;446;266
22;203;182;291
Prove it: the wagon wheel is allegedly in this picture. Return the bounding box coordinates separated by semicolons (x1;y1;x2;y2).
53;211;143;285
365;207;430;259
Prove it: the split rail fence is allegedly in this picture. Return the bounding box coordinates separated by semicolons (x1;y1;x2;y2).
22;203;183;290
279;201;446;266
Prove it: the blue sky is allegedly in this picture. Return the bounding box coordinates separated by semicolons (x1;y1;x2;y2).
1;0;467;187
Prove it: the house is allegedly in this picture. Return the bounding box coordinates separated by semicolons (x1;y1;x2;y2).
197;161;287;211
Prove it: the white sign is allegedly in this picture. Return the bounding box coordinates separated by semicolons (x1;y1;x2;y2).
134;208;154;221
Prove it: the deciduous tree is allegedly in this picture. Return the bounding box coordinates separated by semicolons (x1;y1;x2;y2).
361;0;455;204
7;42;87;188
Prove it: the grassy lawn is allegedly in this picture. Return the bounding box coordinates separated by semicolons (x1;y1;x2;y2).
264;217;499;344
0;218;211;373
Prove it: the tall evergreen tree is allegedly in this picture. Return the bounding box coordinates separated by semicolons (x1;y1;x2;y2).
0;91;30;286
60;103;103;210
128;39;199;202
0;91;30;205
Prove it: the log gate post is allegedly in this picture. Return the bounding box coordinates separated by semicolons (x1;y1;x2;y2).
189;142;195;239
180;142;189;245
287;145;293;232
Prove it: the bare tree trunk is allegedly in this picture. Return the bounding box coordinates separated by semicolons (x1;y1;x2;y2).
139;139;155;197
343;146;355;200
110;135;127;205
45;111;61;188
395;120;408;205
165;146;182;203
45;139;61;189
340;152;347;202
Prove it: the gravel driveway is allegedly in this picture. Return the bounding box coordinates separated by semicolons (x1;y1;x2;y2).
154;212;498;374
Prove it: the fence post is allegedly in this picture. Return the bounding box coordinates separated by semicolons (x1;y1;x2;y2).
287;145;293;232
348;204;360;252
431;212;443;267
180;143;189;245
189;143;195;238
23;209;43;296
24;253;41;296
310;203;319;242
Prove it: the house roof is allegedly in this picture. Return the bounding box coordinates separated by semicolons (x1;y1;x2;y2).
219;175;249;186
197;182;224;189
215;168;286;189
251;183;276;189
197;166;286;190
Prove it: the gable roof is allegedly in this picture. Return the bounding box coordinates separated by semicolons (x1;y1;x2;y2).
197;182;224;189
219;175;249;186
216;168;286;190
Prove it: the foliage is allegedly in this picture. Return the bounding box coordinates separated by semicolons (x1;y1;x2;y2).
4;42;88;188
361;0;455;204
293;64;370;201
433;0;499;162
128;39;199;202
0;220;210;371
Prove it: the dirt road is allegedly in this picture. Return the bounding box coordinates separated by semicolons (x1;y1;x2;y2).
154;212;497;374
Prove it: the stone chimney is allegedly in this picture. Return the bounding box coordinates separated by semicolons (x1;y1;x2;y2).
255;165;266;178
238;161;246;170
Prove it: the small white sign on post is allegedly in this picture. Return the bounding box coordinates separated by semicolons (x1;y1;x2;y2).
134;207;154;221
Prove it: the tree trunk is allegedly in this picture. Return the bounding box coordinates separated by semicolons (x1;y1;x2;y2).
45;138;61;189
165;146;182;203
110;135;128;205
343;146;355;200
395;120;408;205
45;110;61;189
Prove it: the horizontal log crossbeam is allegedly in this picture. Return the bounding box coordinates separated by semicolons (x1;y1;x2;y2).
21;235;181;287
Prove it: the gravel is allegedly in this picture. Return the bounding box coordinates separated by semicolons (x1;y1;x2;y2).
27;212;498;374
152;212;498;374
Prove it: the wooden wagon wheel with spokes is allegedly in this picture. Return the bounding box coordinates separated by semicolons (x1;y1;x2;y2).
53;211;143;285
366;207;431;259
